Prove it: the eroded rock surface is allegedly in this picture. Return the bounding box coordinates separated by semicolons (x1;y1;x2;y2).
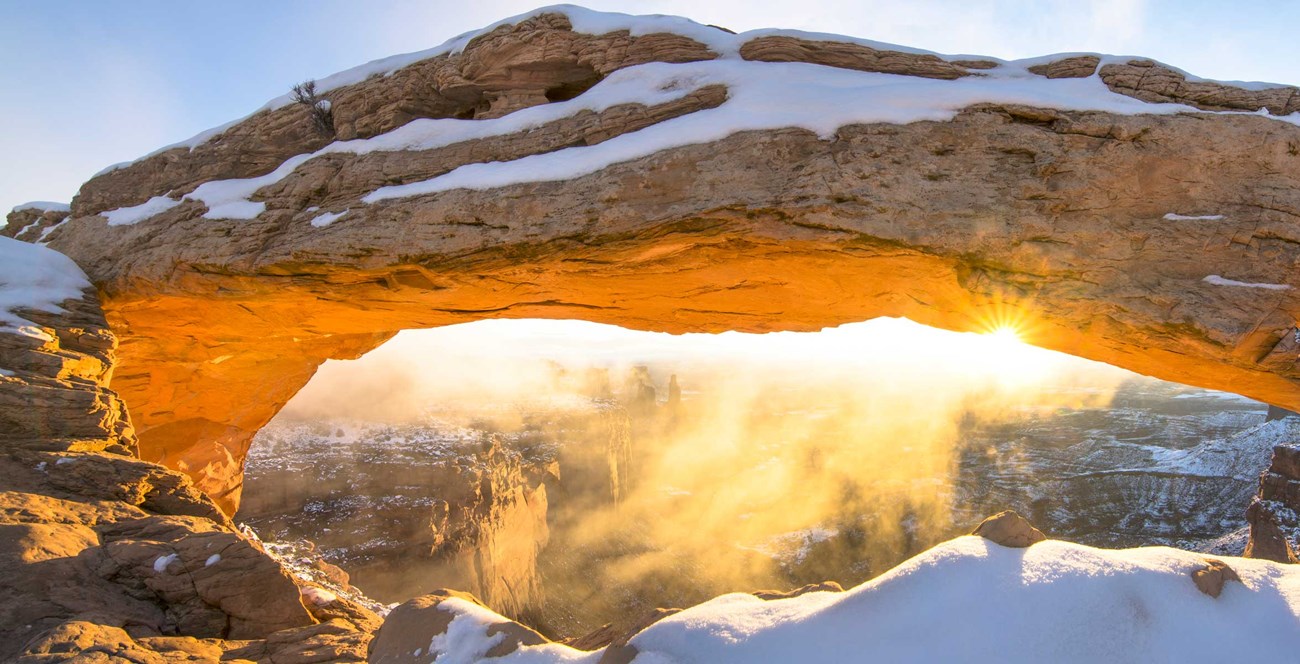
1190;558;1241;597
240;426;552;620
1245;442;1300;563
971;510;1048;547
0;241;376;661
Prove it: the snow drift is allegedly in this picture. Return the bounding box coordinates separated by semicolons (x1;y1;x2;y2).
398;536;1299;663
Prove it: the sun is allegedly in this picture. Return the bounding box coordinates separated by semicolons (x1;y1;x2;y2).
978;323;1050;385
987;325;1023;346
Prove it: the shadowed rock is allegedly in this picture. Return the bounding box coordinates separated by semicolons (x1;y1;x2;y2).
0;240;373;661
753;580;845;600
972;511;1048;548
1245;443;1300;563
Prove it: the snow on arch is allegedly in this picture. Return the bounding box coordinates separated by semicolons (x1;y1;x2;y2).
0;236;91;339
88;3;1300;195
1203;275;1292;290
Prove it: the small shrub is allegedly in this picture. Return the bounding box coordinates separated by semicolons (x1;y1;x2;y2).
291;80;335;137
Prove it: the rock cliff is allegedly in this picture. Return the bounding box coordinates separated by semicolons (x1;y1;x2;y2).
1245;442;1300;562
0;238;378;661
239;422;553;621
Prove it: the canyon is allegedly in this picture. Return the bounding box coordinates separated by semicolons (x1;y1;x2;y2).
3;5;1300;661
235;367;1296;638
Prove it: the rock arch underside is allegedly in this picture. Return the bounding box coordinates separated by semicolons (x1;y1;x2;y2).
5;7;1300;661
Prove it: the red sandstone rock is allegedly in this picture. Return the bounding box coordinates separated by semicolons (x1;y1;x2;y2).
1190;558;1241;598
972;510;1048;547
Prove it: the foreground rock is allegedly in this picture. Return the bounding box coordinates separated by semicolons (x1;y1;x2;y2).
0;239;376;661
6;7;1297;513
971;510;1047;547
1190;558;1241;598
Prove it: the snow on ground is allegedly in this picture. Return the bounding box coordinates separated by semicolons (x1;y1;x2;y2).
1103;417;1299;482
1203;275;1293;290
422;537;1300;663
0;236;91;339
92;5;1300;225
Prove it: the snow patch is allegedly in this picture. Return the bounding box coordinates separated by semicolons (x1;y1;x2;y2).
300;586;338;606
205;554;221;567
1203;275;1292;290
426;599;510;664
310;209;348;227
37;216;70;244
102;195;182;226
0;238;90;339
14;326;52;342
1164;213;1225;221
0;367;12;377
153;553;179;573
11;201;70;214
14;218;43;238
54;457;74;466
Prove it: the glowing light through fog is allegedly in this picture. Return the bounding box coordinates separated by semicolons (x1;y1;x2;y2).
987;325;1022;345
980;324;1048;385
284;317;1135;423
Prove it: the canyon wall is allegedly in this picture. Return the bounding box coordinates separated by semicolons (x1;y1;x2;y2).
240;427;553;621
1246;441;1300;562
237;401;638;626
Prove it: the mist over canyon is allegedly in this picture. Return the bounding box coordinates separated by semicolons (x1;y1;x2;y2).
234;318;1288;638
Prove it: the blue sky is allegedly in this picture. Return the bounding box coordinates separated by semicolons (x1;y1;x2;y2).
2;0;1298;217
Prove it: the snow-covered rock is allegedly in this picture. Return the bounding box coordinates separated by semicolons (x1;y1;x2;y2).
375;536;1300;663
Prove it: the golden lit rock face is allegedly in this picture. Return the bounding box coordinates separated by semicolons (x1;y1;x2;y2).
24;15;1300;514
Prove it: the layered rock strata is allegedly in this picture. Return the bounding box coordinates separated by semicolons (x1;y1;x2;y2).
0;241;379;661
1245;442;1300;562
239;427;552;620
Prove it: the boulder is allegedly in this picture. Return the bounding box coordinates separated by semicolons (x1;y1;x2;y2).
972;511;1048;548
369;590;548;663
1190;559;1241;598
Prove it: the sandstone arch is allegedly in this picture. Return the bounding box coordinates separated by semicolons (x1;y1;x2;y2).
9;10;1299;513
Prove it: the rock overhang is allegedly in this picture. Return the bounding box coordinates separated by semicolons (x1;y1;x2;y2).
2;5;1298;513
